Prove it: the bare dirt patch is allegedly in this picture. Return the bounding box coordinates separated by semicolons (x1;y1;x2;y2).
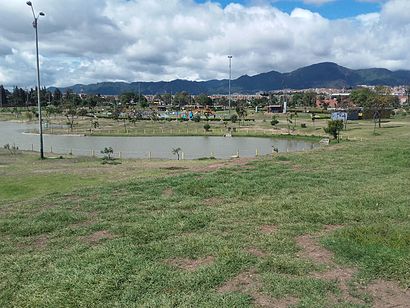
295;225;410;306
217;269;261;294
296;226;363;304
167;256;214;271
365;280;410;308
217;269;298;307
81;230;114;244
296;234;334;264
260;225;278;235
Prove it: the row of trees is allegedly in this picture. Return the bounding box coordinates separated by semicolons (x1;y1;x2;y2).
1;85;406;113
350;87;400;127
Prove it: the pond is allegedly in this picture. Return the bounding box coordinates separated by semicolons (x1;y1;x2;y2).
0;121;320;159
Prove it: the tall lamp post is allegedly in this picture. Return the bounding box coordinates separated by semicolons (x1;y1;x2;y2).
228;55;232;113
27;1;45;159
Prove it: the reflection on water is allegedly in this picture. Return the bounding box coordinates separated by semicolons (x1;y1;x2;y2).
0;121;319;159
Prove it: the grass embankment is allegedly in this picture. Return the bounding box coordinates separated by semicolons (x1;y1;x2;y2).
1;120;410;307
26;112;331;139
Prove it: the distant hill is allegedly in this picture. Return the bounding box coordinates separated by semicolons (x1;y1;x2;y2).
50;62;410;95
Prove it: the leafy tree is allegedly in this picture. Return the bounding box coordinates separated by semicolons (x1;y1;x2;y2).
324;120;344;142
350;88;375;106
291;93;304;107
203;123;211;132
53;88;63;103
302;92;317;108
235;103;247;125
195;94;213;106
77;108;88;118
174;92;191;107
101;147;114;160
172;147;182;160
119;92;137;105
350;87;394;128
162;93;172;106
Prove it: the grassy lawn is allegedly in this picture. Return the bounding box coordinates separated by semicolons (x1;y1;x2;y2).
1;118;410;307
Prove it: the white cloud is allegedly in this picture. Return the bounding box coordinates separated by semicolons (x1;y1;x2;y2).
0;0;410;88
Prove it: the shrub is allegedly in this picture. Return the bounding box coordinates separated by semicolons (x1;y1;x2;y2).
271;116;279;127
230;114;238;123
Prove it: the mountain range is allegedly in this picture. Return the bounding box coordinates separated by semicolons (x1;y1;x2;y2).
51;62;410;95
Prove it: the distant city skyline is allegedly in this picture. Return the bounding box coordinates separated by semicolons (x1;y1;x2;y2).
0;0;408;88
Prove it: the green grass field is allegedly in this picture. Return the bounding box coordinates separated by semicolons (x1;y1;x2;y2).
1;117;410;307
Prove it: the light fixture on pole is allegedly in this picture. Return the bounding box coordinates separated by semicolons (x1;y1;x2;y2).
228;55;232;113
27;1;45;159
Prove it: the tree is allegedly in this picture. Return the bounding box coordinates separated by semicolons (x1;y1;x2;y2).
235;103;247;125
350;88;375;106
53;88;63;104
0;85;7;107
3;143;19;155
230;114;238;123
119;92;137;105
195;94;213;106
324;120;344;142
172;147;182;160
63;101;77;132
291;93;304;107
101;147;114;160
203;123;211;132
174;92;191;107
162;93;172;106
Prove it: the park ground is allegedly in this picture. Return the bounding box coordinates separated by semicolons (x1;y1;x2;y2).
0;108;360;139
1;116;410;307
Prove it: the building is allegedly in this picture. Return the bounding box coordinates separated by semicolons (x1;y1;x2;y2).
267;105;283;113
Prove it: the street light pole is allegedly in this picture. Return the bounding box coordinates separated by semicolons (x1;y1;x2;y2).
27;1;45;159
228;55;232;114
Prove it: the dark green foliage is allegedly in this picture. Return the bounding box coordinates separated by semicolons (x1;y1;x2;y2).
271;116;279;127
192;114;201;122
324;120;344;142
230;114;238;123
101;147;114;160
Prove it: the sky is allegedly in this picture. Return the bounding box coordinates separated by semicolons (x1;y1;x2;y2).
1;0;409;88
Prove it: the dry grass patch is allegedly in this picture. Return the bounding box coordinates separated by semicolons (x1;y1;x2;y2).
166;256;215;271
162;188;174;198
245;247;269;258
202;197;224;206
81;230;114;245
260;225;278;235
